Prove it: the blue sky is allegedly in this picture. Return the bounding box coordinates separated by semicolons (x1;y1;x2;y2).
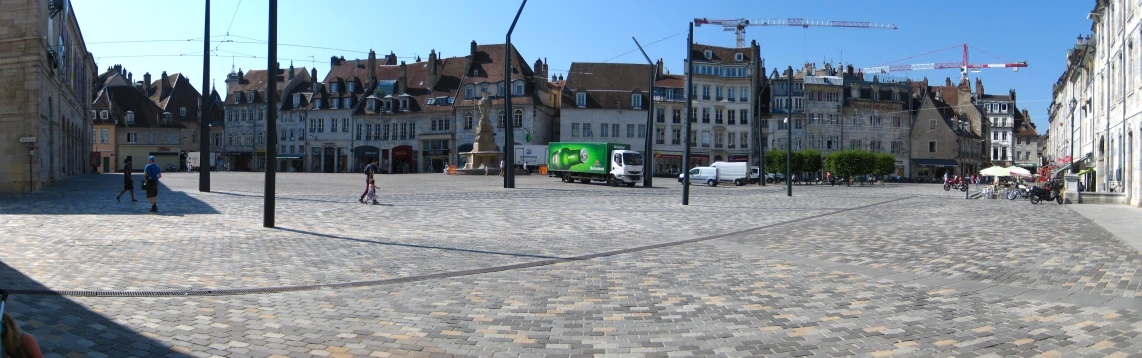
74;0;1093;130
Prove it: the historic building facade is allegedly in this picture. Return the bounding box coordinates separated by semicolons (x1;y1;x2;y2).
0;0;96;191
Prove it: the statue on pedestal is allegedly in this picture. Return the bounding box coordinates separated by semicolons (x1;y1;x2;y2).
461;92;501;170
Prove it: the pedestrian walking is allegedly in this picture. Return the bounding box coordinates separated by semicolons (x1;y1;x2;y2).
359;158;378;203
116;156;137;202
2;312;44;358
484;165;489;176
523;161;528;175
363;179;378;205
943;172;949;184
499;159;506;177
143;156;162;212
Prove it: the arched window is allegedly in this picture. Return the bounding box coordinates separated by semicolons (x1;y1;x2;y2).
498;110;505;127
464;112;474;129
513;109;523;127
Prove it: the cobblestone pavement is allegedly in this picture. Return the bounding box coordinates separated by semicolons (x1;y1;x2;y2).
2;172;1142;357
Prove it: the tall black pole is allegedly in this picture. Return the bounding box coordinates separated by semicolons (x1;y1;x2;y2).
632;37;654;187
504;0;527;189
263;0;277;228
682;22;694;205
754;43;764;186
199;0;211;192
786;66;792;197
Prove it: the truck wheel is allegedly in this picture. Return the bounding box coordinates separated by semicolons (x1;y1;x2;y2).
625;182;636;187
580;179;591;184
562;173;572;183
606;176;617;187
735;179;744;186
707;179;717;187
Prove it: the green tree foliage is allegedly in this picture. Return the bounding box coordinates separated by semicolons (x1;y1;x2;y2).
874;154;897;176
826;150;878;177
765;150;787;175
801;149;822;174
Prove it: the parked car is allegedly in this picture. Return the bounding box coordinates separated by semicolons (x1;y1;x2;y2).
679;167;720;186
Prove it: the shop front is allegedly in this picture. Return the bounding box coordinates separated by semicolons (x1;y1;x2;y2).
276;154;304;172
654;152;710;177
728;154;750;163
913;158;960;179
391;145;416;173
225;151;253;171
353;146;380;173
420;138;451;174
119;145;181;172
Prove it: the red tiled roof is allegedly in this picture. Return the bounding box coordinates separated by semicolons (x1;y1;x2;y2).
691;43;753;64
224;68;303;104
654;74;685;88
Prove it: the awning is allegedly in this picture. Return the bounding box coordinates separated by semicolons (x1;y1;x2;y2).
276;155;303;159
914;159;960;167
1076;168;1095;175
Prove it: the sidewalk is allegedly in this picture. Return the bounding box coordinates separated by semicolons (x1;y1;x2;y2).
1069;204;1142;254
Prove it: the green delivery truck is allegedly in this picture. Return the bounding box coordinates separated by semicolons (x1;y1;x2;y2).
546;142;644;186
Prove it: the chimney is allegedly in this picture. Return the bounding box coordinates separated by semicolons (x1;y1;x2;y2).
945;77;952;87
1022;108;1029;119
113;64;123;76
846;64;853;75
143;72;152;93
558;74;563;81
1009;89;1016;102
470;40;477;60
1078;34;1084;45
289;62;295;80
368;50;377;86
330;56;340;67
237;69;244;83
543;58;549;77
135;81;145;93
975;78;984;95
311;68;317;83
656;58;664;79
127;72;133;85
160;71;171;97
398;61;407;94
384;51;397;66
551;75;557;82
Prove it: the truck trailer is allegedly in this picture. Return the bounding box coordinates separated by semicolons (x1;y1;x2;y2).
546;142;643;186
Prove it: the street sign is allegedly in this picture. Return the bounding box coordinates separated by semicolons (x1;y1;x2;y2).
18;137;36;143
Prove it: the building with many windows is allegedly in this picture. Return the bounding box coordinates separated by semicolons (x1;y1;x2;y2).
0;0;96;191
144;71;205;170
1013;109;1039;169
272;64;312;172
909;80;984;179
223;67;304;171
560;62;655;167
670;42;760;170
92;85;185;171
649;73;688;176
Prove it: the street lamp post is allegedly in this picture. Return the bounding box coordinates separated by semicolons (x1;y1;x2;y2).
682;22;694;205
785;66;793;197
632;36;655;187
503;0;527;189
1070;98;1077;174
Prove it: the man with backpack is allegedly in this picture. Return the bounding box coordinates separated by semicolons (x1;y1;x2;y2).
359;158;379;204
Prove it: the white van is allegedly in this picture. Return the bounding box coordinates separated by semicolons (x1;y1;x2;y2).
678;167;719;186
710;162;752;186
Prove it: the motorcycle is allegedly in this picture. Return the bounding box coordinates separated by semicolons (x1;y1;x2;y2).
943;177;967;192
1029;181;1064;205
1006;183;1031;200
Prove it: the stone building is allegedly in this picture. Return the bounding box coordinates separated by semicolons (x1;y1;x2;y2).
222;67;303;171
92;85;185;171
276;64;314;173
559;62;655;166
353;50;465;174
909;81;983;179
1013;109;1039;169
0;0;96;191
451;41;560;169
681;42;761;168
144;71;203;170
649;73;687;175
976;80;1018;167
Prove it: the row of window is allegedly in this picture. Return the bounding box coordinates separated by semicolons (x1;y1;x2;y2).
774;114;900;129
118;131;179;145
462;110;524;129
226;106;265;123
352;122;417;141
984;102;1010;113
574;93;644;109
463;81;526;99
693;85;750;102
568;123;647;139
687;108;750;125
308;118;352;133
694;64;750;78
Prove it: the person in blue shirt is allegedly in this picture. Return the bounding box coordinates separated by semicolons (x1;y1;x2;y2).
143;156;163;212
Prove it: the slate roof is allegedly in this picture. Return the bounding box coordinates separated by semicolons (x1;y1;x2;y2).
691;43;753;64
561;62;652;110
803;76;843;86
224;68;303;104
94;86;186;130
654;74;685;88
454;43;539;108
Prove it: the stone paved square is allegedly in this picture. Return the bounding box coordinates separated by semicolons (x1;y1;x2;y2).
2;172;1142;357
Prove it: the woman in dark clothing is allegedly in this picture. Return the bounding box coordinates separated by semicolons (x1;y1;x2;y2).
116;156;137;202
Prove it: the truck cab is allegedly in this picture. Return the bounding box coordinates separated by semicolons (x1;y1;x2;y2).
609;150;643;186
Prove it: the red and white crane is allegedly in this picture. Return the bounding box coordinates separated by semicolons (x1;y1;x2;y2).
859;43;1027;79
694;18;898;48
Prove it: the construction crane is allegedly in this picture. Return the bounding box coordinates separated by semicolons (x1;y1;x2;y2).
694;18;898;48
859;43;1027;80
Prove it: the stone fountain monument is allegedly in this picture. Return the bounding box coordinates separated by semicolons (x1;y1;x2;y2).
460;93;501;170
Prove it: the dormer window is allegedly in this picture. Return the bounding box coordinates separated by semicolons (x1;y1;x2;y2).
481;84;488;95
465;85;474;98
100;110;109;120
331;82;339;93
234;92;241;103
247;91;255;103
315;99;322;109
401;98;409;110
331;98;340;109
163;112;173;124
125;111;134;124
293;93;301;107
347;82;355;92
498;83;504;96
343;98;352;108
179;107;187;117
472;69;479;76
576;92;586;107
632;94;643;109
367;99;377;112
735;53;744;61
704;50;713;59
384;99;392;111
514;81;524;95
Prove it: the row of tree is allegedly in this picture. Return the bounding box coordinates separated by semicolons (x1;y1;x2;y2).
763;149;897;177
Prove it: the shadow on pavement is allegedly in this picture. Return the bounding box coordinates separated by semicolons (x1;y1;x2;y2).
0;174;219;215
0;261;179;356
275;227;567;260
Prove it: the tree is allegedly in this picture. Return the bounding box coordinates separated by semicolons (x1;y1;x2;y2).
801;149;822;175
765;150;787;175
874;154;896;177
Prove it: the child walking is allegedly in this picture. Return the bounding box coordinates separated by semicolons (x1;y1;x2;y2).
363;179;379;205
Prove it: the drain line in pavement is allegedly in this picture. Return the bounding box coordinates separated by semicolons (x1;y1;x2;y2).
3;196;914;298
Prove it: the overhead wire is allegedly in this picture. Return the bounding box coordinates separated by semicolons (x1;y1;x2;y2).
600;30;687;63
